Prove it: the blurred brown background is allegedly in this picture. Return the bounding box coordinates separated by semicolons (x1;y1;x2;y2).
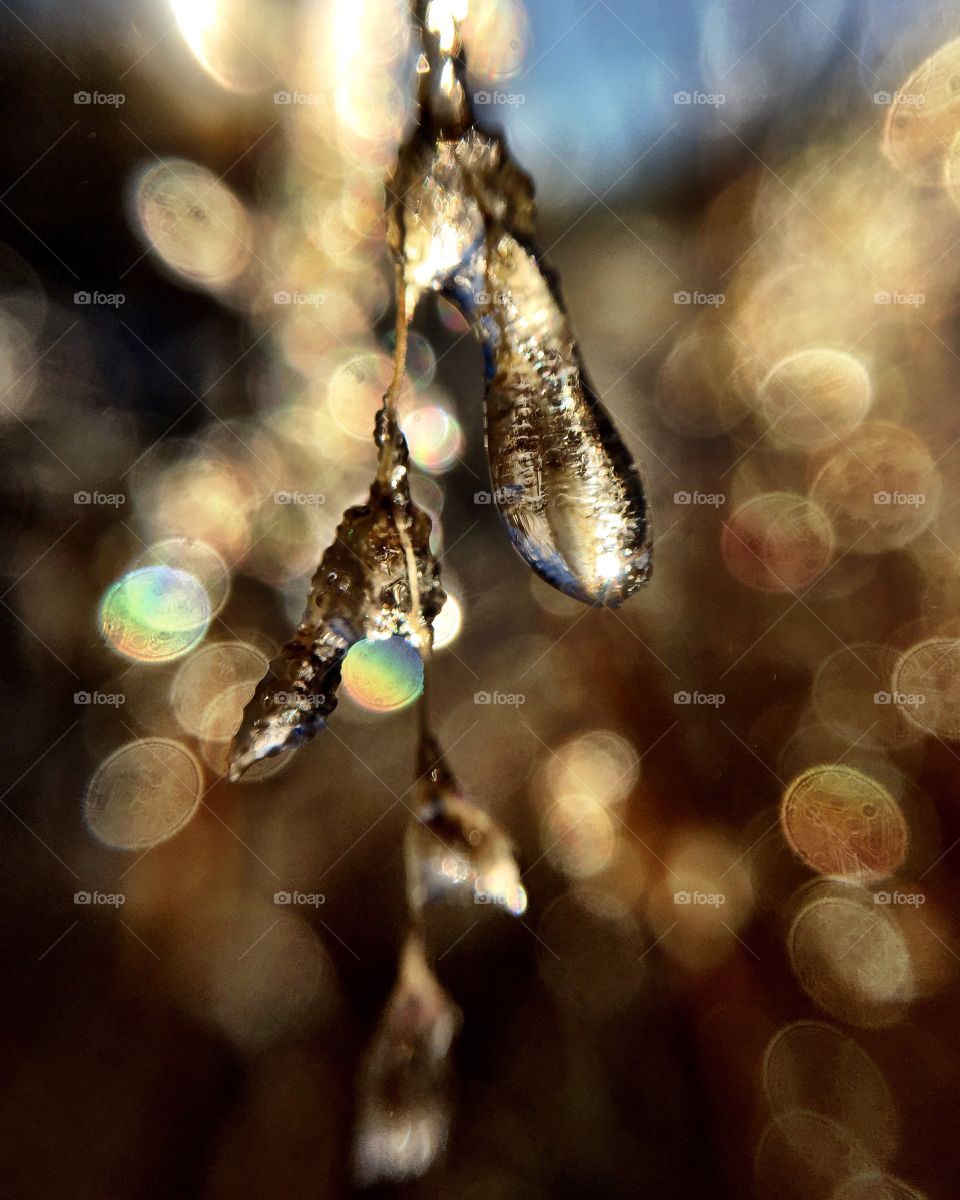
2;1;960;1197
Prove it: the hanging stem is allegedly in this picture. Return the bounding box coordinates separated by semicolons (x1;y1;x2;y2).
383;261;408;425
380;258;436;776
413;0;471;138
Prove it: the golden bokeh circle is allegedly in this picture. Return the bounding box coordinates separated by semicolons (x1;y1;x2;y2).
781;765;908;881
84;738;203;850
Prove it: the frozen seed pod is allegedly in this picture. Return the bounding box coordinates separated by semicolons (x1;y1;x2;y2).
353;931;461;1186
476;233;651;604
228;408;444;780
387;3;651;605
405;734;527;914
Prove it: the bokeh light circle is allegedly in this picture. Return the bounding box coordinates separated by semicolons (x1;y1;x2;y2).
133;537;230;617
144;453;256;560
135;158;252;289
722;492;835;593
763;1021;897;1163
100;565;211;663
171;641;268;741
781;765;908;881
809;423;939;553
171;0;284;93
544;729;640;809
657;324;748;437
0;310;39;419
812;643;922;750
648;828;754;971
541;799;617;879
833;1173;928;1200
759;348;872;449
432;592;462;650
755;1109;878;1200
401;404;464;473
326;351;397;442
170;902;334;1053
84;737;203;850
384;329;436;390
461;0;529;80
436;294;470;333
243;499;333;587
892;637;960;740
788;884;914;1027
945;130;960;211
882;38;960;183
341;636;424;712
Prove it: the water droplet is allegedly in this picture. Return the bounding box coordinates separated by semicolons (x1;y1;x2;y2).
405;736;526;914
353;932;461;1186
478;235;652;604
